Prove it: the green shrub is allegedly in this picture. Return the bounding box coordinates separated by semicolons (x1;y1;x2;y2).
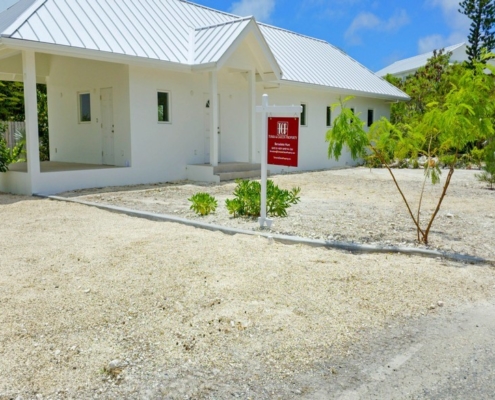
0;136;24;173
188;192;218;216
476;170;495;189
0;137;9;173
364;154;382;168
470;147;485;169
225;179;301;218
476;141;495;189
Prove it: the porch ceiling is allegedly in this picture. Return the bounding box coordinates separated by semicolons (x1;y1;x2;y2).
0;50;47;83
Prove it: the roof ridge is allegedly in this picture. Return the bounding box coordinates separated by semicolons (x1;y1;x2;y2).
179;0;240;19
388;42;466;67
258;22;327;44
194;16;252;31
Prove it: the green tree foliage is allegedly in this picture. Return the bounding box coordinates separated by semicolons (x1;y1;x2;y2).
459;0;495;64
326;60;495;245
385;49;462;126
37;84;50;161
0;81;25;121
0;81;50;165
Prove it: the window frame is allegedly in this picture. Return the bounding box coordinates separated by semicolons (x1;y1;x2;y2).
300;103;307;126
78;91;92;124
367;109;374;127
157;90;172;124
326;106;332;127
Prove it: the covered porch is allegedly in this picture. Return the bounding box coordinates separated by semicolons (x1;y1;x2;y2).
0;46;132;195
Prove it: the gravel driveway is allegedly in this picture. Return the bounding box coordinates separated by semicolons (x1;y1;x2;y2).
1;167;494;399
64;167;495;260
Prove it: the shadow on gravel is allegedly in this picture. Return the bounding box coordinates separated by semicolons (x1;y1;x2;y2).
0;193;42;206
58;180;235;198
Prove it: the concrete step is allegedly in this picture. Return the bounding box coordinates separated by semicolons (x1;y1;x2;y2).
213;163;261;174
217;169;268;182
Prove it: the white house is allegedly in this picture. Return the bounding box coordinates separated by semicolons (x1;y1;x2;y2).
0;0;408;195
376;42;468;79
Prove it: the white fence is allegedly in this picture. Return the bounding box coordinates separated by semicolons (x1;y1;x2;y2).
1;121;25;148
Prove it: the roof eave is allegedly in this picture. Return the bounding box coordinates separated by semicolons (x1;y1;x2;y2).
279;79;410;101
0;38;193;72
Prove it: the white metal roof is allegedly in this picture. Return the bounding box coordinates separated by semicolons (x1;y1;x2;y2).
0;0;409;100
260;24;407;99
194;19;251;64
376;42;467;77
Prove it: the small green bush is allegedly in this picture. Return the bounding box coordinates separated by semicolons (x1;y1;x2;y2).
188;192;218;216
0;137;9;173
225;179;301;218
476;170;495;189
470;147;485;169
364;154;382;168
0;137;24;173
476;142;495;189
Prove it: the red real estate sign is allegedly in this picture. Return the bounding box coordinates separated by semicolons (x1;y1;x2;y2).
267;117;299;167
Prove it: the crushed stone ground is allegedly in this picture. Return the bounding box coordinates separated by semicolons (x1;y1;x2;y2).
0;167;494;399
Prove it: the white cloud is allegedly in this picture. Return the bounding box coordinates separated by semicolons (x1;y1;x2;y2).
419;0;470;51
345;10;409;45
428;0;469;31
230;0;276;22
418;31;467;53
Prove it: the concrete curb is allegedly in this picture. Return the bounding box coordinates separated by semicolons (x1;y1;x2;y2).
43;195;493;266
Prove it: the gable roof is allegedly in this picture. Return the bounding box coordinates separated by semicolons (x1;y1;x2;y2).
376;42;467;77
0;0;408;100
192;17;280;78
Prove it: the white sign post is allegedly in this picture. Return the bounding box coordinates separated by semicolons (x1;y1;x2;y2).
256;94;302;228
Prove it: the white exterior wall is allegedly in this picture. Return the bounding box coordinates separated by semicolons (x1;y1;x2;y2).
254;85;391;173
217;70;251;162
128;63;252;183
129;65;205;182
47;56;131;167
1;49;393;195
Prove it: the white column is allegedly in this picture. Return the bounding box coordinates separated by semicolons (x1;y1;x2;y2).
22;50;41;194
248;69;256;163
209;71;219;166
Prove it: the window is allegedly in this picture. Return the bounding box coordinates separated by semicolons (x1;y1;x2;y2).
326;106;332;127
367;109;374;127
157;91;170;123
78;92;91;122
300;103;307;126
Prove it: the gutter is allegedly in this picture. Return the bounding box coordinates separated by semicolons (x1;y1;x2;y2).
40;195;493;266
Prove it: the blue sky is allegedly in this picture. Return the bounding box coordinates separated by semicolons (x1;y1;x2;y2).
0;0;470;71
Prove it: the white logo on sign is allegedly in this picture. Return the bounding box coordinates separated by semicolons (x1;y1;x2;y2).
277;121;289;136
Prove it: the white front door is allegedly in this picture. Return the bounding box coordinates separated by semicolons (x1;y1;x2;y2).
100;87;114;165
203;93;220;164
